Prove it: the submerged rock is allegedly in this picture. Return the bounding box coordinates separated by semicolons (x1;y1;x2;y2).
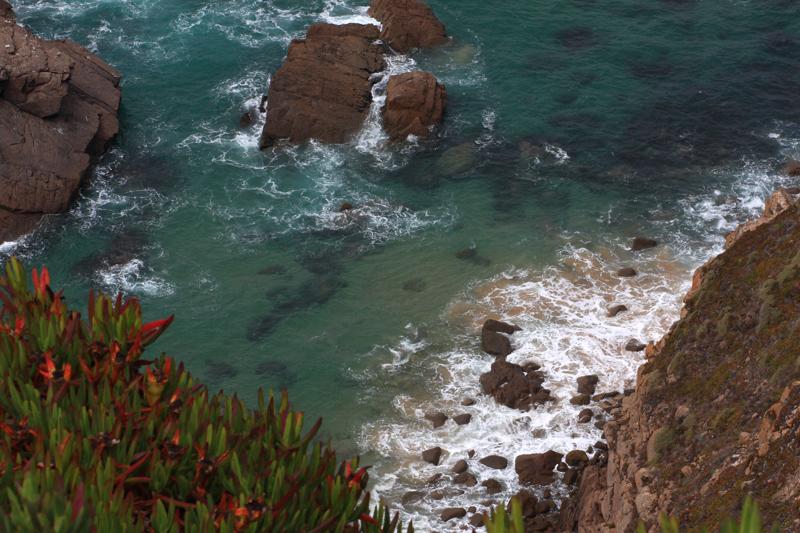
617;267;638;277
382;71;446;141
631;237;659;251
435;143;477;176
368;0;447;53
452;413;472;425
0;4;121;241
260;23;385;147
425;412;448;428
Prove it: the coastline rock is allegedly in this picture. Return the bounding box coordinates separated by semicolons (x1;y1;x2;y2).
784;159;800;176
260;23;385;148
631;237;658;251
515;451;563;486
453;472;477;486
565;450;589;467
617;267;638;277
562;195;800;531
577;375;600;395
452;459;468;474
480;319;519;357
577;408;594;423
482;479;503;494
0;5;121;242
625;339;647;352
425;412;448;428
479;455;509;470
724;189;798;249
607;304;628;317
480;359;552;410
452;413;472;425
382;71;446;141
440;507;466;522
422;446;443;465
368;0;447;53
401;491;425;505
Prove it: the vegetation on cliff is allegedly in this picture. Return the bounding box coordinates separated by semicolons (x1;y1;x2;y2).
0;258;408;532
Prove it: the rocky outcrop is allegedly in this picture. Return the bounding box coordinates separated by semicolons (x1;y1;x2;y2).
368;0;447;53
259;23;385;148
382;71;446;141
562;190;800;532
0;3;121;241
480;359;552;410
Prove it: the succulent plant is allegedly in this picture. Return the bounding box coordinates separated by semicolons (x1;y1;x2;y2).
0;258;409;532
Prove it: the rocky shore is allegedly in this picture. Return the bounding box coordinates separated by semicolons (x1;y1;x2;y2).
259;0;448;148
0;1;121;242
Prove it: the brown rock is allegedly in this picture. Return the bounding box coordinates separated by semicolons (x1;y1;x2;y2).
422;446;443;465
570;394;591;406
453;472;477;486
401;491;425;505
452;459;468;474
0;15;121;242
631;237;658;251
565;450;589;467
481;328;513;357
577;408;593;423
260;23;385;148
483;319;522;335
239;111;254;129
425;412;448;428
382;71;446;141
479;455;509;469
515;451;563;485
0;1;13;21
441;507;466;522
784;159;800;176
469;513;485;527
617;267;638;277
461;397;476;406
482;478;503;494
607;304;628;317
577;375;600;395
625;339;647;352
368;0;447;53
480;359;552;410
452;413;472;425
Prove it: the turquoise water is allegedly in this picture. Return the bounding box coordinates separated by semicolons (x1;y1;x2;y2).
6;0;800;526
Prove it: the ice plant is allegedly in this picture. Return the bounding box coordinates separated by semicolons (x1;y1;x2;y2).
0;258;409;532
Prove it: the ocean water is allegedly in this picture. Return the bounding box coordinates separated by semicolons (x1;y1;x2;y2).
5;0;800;528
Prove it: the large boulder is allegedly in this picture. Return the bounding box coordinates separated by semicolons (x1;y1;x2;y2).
382;71;446;141
515;451;563;486
368;0;447;53
480;318;519;357
0;6;121;242
260;23;385;148
480;359;552;410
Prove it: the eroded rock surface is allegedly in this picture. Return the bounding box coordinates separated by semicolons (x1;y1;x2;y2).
259;23;385;148
368;0;447;53
382;71;446;141
0;4;121;241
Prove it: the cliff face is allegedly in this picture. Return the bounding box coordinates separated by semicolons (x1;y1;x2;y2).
563;189;800;532
0;2;121;242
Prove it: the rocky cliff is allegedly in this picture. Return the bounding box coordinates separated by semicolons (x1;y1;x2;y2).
561;186;800;532
0;2;121;242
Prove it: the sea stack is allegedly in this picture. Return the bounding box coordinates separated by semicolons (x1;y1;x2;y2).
368;0;448;53
259;23;385;148
382;71;446;141
0;2;121;242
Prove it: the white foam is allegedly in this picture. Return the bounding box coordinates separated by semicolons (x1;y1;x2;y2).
97;259;175;298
